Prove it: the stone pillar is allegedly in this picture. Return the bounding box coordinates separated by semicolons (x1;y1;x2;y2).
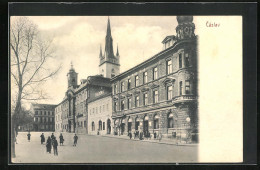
159;110;167;135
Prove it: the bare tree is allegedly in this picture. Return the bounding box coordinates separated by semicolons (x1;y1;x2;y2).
10;16;61;158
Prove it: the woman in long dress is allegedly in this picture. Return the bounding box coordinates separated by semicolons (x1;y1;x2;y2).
46;136;52;153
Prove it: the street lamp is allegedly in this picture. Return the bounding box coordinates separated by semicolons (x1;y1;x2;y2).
186;117;190;143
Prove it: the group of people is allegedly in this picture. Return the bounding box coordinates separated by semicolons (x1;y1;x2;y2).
26;131;79;156
43;133;59;156
128;130;162;141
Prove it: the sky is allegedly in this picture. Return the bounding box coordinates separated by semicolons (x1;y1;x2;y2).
12;16;184;107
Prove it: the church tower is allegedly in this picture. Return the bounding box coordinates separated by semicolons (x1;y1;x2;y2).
99;17;120;78
67;62;78;88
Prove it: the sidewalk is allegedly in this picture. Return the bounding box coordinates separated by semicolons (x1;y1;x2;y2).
96;134;198;147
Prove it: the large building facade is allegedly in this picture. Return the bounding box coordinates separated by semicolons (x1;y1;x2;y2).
111;16;198;142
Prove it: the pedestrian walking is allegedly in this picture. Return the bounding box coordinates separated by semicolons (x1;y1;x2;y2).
59;133;64;146
129;132;132;139
27;131;31;142
73;134;78;146
46;136;52;153
51;133;55;145
40;133;45;144
53;137;58;156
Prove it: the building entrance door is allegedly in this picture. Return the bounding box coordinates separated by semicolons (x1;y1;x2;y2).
121;123;125;135
68;121;71;133
107;119;111;134
143;120;149;136
128;122;132;133
135;121;139;130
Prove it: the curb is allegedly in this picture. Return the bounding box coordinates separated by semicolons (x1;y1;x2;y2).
98;135;198;147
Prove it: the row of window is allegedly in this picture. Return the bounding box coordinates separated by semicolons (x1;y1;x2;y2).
42;124;53;130
77;121;86;128
114;90;158;111
56;123;62;129
89;103;109;116
114;80;191;112
35;110;54;116
91;121;106;131
55;114;61;121
114;52;192;94
34;117;54;123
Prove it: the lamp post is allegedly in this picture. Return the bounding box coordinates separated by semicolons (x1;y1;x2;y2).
176;117;178;145
186;117;190;143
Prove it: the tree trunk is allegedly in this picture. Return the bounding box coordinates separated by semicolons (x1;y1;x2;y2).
11;88;22;159
11;119;16;158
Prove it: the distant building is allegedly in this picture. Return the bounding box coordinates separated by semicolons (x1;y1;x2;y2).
111;16;198;142
30;103;56;131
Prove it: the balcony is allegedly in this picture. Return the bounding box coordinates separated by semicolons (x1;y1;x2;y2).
172;95;197;104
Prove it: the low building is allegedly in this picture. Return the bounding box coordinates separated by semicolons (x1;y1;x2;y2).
88;93;113;135
30;103;56;131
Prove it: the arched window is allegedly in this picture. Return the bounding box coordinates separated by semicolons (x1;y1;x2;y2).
154;114;159;129
112;68;115;73
92;122;95;131
168;113;174;128
99;120;102;130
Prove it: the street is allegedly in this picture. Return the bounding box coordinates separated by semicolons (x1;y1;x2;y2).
12;132;198;163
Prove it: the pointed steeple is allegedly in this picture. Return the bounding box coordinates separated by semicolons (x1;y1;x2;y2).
106;16;111;37
99;44;102;58
116;43;119;56
105;16;114;58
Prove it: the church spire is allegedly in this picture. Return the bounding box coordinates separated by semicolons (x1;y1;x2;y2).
106;16;111;37
116;43;119;56
99;44;102;57
105;16;114;58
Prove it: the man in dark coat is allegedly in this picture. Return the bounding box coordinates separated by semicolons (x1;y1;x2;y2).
51;133;55;145
53;137;58;156
154;132;157;139
46;136;52;153
59;133;64;146
73;134;78;146
27;131;31;142
40;133;45;144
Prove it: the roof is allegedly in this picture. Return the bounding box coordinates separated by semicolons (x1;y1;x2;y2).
87;75;111;87
162;35;176;43
56;75;111;106
88;92;112;103
31;103;57;110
